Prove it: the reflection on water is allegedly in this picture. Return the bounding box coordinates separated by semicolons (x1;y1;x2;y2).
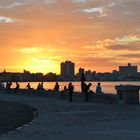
4;81;140;94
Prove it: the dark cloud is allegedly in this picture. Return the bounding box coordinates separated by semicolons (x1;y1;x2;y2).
105;44;140;51
118;54;140;58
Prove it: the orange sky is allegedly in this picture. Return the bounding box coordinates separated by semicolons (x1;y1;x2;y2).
0;0;140;74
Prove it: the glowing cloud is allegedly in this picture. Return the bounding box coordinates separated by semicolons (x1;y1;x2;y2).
14;47;44;54
72;0;86;3
115;35;140;45
0;16;16;23
82;7;103;13
0;1;33;9
44;0;57;5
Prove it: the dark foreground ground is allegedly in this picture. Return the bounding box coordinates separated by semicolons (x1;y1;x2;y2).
0;92;140;140
0;101;35;135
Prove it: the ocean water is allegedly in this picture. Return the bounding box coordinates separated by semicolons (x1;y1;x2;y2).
4;81;140;94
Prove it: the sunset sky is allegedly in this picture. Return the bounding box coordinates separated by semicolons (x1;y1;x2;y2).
0;0;140;74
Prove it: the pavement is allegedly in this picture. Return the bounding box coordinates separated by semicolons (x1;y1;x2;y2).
0;93;140;140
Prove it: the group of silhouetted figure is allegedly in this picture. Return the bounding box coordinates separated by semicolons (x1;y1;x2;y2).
80;73;103;102
5;82;20;93
37;82;44;90
58;73;103;102
0;73;103;102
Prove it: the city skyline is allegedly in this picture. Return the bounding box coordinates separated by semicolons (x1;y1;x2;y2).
0;61;140;82
0;0;140;74
1;61;139;75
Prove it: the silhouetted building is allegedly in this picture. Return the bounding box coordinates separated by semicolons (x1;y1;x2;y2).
45;72;58;81
0;63;139;82
85;70;94;81
119;63;138;79
60;61;75;80
78;68;85;75
23;69;30;74
75;68;85;81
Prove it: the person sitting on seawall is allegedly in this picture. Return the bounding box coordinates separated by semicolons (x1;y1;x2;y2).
15;82;20;93
53;82;59;91
37;83;41;90
40;82;45;90
60;86;68;96
0;82;5;94
95;82;103;94
25;83;32;89
0;82;4;89
6;82;12;90
5;82;12;94
37;82;45;90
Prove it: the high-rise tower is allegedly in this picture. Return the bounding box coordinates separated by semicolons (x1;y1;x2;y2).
60;61;75;80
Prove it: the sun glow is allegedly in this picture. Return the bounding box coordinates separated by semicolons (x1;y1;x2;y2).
25;58;60;74
0;0;140;73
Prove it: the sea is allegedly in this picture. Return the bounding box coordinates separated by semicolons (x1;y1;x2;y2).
4;81;140;94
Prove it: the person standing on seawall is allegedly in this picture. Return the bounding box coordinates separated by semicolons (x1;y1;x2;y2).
84;83;92;102
81;73;86;93
68;82;74;102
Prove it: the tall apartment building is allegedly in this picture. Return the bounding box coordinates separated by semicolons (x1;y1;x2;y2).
60;61;75;80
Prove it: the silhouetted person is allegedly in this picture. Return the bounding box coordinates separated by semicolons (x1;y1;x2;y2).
6;82;8;89
37;83;41;90
0;82;4;94
81;73;86;82
6;82;12;93
40;82;44;90
68;82;74;102
63;86;67;93
81;73;86;93
26;83;31;89
95;82;103;94
53;82;59;91
61;86;67;96
15;82;20;93
6;82;12;89
84;83;92;102
0;82;4;89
